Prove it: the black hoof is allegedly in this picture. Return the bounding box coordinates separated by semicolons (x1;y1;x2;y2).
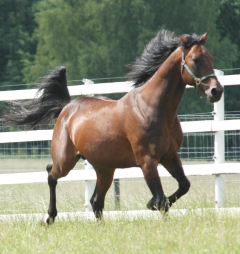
147;197;158;210
41;213;55;226
147;196;171;212
94;211;103;220
163;197;170;213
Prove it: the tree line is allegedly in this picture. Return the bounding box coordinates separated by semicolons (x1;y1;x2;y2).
0;0;239;114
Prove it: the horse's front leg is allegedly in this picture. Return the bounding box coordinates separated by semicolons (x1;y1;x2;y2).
141;156;168;212
161;153;190;207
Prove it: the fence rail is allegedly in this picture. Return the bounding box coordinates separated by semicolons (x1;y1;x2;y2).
0;163;240;185
0;74;239;101
1;119;240;143
0;72;240;211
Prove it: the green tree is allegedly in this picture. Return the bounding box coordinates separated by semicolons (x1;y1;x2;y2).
0;0;38;89
216;0;240;112
26;0;238;83
217;0;240;72
21;0;239;114
23;0;156;82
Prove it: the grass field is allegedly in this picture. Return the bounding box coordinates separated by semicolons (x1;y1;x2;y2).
0;174;239;215
0;210;240;253
0;158;84;173
0;158;239;215
0;158;240;253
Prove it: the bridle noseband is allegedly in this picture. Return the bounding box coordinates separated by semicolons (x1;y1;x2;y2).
181;47;216;91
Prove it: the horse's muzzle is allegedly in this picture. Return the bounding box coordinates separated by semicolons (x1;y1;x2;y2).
207;86;224;103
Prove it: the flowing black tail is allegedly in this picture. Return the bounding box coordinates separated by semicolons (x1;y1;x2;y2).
3;66;71;129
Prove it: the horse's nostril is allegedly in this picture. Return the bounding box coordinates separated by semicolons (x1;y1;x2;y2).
211;88;218;96
211;87;223;97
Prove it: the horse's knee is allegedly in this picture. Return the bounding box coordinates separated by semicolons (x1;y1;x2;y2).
180;178;190;195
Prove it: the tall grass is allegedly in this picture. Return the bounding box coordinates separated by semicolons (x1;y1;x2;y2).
0;211;240;253
0;172;239;253
0;174;239;215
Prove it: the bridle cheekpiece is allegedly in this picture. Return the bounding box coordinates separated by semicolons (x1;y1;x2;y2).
181;47;216;91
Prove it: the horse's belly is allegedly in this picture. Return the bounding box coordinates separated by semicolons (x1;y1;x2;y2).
73;127;136;168
85;140;136;168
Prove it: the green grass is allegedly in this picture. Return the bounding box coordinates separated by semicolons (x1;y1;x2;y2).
0;211;240;253
0;158;84;173
0;159;240;253
0;174;239;215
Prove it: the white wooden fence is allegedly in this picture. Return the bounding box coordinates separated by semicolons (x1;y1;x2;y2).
0;71;240;211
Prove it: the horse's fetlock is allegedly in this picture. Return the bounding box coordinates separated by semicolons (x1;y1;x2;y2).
91;197;104;219
48;208;57;219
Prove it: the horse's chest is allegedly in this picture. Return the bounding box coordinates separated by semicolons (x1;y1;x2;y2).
146;123;183;155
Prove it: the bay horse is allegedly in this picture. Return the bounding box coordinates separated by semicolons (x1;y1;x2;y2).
4;30;223;223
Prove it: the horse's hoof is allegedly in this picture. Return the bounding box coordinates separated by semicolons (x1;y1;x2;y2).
41;213;55;226
162;197;171;213
146;197;158;211
147;197;171;212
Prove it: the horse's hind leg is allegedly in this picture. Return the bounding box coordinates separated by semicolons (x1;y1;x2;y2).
161;153;190;207
42;131;80;225
42;159;79;225
42;164;58;224
90;167;115;219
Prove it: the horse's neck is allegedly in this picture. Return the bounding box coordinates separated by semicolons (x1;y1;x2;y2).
139;48;185;122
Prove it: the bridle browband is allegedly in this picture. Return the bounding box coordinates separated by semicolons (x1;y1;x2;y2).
181;47;216;91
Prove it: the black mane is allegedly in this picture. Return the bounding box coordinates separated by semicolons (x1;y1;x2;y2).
127;29;203;88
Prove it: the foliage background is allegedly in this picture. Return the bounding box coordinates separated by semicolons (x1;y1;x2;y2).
0;0;239;113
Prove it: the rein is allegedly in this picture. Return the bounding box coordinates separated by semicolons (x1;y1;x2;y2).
181;47;216;91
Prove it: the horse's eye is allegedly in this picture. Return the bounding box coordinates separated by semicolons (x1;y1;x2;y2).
193;58;199;64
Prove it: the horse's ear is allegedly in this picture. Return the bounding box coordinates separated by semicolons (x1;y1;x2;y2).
179;35;186;44
200;32;208;44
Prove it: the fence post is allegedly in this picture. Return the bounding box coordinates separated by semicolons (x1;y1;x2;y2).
114;179;120;209
84;160;95;212
213;69;225;208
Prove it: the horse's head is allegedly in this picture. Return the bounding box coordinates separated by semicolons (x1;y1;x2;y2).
180;32;223;103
